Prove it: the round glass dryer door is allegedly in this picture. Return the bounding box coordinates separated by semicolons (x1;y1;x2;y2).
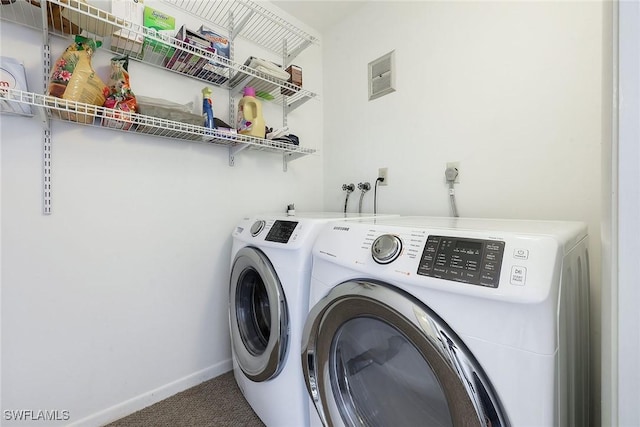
230;247;289;382
301;280;507;427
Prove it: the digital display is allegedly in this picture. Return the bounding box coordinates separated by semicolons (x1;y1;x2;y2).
265;220;298;243
417;235;505;288
455;240;482;252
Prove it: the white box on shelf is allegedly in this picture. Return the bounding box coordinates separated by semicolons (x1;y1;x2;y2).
0;56;32;116
111;0;145;55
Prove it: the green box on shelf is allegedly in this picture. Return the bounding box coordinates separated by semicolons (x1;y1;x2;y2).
142;6;176;64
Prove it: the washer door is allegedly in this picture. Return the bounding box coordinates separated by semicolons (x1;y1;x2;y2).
230;247;289;382
301;280;508;427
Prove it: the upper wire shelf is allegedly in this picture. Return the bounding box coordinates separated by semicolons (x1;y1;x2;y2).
160;0;319;61
0;0;318;110
0;89;316;162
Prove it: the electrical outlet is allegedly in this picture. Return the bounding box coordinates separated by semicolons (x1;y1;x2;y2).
446;162;460;183
378;168;389;186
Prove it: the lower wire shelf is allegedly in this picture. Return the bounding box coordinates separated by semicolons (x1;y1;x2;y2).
1;89;316;166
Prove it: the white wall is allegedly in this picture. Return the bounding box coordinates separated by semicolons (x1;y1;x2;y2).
0;2;323;424
614;1;640;425
322;0;604;423
600;1;616;425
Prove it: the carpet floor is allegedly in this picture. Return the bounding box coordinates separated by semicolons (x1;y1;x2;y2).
104;371;265;427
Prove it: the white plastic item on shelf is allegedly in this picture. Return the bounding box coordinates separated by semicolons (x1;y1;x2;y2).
136;95;202;126
111;0;145;55
229;56;290;89
0;56;32;116
248;57;290;80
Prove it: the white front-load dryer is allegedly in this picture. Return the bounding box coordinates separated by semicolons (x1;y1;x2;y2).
302;216;590;427
229;212;397;427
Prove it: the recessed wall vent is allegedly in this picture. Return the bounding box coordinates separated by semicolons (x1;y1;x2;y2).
368;50;396;101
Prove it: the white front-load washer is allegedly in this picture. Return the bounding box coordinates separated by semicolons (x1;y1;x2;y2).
302;216;590;427
229;212;397;427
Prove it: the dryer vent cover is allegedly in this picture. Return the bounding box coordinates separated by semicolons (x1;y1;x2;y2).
368;50;396;101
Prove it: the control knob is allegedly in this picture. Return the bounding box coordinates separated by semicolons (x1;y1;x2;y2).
250;220;266;236
371;234;402;264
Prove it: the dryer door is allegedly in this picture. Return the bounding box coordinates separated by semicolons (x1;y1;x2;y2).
230;247;289;382
301;280;508;427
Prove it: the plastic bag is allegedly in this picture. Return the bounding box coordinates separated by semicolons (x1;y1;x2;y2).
47;35;109;123
103;55;137;130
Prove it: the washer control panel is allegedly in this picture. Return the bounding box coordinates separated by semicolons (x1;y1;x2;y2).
250;220;266;236
265;220;298;243
417;235;505;288
371;234;403;264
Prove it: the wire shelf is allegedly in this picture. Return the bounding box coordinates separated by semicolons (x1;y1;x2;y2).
0;0;318;109
160;0;319;60
1;89;316;158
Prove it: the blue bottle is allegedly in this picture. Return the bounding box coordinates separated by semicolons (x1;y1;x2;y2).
202;87;216;129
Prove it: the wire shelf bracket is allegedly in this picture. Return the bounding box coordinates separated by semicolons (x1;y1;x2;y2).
42;128;52;215
229;143;250;166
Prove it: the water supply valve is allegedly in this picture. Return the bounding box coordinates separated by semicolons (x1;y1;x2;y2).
358;182;371;192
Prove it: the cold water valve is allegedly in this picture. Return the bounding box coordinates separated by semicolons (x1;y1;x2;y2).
357;182;371;214
358;182;371;192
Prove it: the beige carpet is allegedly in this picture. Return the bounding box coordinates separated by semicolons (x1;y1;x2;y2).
104;371;265;427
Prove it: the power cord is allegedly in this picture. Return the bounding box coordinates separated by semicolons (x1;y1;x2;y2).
445;167;459;217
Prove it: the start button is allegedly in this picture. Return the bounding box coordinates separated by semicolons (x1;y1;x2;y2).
510;266;527;285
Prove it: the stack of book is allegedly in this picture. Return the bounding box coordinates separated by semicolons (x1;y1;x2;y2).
165;25;230;85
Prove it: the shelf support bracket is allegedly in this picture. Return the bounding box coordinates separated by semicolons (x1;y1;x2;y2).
282;152;306;172
285;40;312;66
285;96;313;116
230;10;254;40
41;4;52;214
282;39;288;129
43;128;52;215
229;143;250;166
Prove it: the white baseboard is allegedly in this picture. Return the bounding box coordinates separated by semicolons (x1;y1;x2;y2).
67;359;233;427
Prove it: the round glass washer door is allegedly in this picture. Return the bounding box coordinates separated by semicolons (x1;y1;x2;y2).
230;246;289;382
301;280;507;427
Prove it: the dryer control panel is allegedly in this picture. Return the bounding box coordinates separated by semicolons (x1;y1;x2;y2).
265;220;298;243
417;235;505;288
